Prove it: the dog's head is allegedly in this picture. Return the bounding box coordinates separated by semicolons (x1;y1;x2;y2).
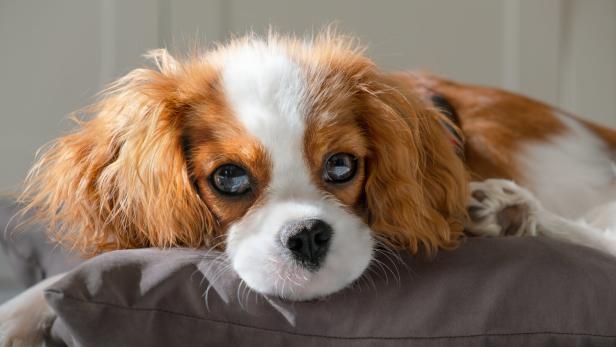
23;33;467;300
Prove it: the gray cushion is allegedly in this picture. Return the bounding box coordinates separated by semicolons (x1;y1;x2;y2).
45;237;616;346
0;199;80;288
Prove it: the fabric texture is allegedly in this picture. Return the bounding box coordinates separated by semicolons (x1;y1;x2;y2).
44;237;616;347
0;199;80;288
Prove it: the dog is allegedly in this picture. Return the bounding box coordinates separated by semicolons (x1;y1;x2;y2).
1;32;615;346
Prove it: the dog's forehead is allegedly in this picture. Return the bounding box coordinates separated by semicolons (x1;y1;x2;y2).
219;40;316;195
220;40;308;148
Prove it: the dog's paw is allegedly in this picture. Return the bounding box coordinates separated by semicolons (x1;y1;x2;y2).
0;319;37;347
0;300;52;347
0;280;57;347
465;179;541;237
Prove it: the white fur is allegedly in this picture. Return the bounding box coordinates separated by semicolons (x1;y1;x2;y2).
221;40;374;300
518;113;616;219
0;273;63;347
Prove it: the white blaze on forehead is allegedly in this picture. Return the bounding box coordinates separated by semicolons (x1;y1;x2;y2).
221;40;315;197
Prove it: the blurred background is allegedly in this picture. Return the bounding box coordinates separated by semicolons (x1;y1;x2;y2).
0;0;615;299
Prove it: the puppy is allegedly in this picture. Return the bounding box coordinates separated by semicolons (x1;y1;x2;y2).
1;32;615;345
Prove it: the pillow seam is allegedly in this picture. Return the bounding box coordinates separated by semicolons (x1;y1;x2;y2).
46;289;616;341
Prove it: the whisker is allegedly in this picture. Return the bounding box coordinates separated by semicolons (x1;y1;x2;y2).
237;280;247;310
201;253;232;311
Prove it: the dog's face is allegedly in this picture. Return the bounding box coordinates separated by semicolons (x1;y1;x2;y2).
24;34;468;300
188;40;375;299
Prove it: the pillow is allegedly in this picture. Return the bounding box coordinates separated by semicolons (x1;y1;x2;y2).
45;237;616;346
0;199;80;288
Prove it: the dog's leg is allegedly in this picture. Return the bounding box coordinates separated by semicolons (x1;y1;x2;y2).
466;179;616;256
0;273;64;347
532;206;616;256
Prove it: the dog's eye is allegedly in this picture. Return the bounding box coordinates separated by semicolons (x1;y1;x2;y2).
323;153;357;183
211;164;251;195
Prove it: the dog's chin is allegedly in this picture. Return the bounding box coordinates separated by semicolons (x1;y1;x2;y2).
229;230;375;301
234;255;373;301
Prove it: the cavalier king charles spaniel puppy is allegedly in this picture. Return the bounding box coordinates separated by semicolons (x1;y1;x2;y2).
1;31;616;345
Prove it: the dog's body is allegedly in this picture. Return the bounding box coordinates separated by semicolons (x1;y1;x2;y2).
412;74;616;219
411;74;616;254
1;33;616;346
409;73;616;256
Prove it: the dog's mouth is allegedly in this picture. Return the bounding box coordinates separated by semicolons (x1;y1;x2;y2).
224;226;375;301
222;242;407;302
231;254;367;301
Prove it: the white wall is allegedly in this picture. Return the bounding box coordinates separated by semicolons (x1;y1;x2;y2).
0;0;614;193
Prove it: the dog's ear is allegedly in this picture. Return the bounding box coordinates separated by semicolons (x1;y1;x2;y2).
361;74;468;256
21;50;216;255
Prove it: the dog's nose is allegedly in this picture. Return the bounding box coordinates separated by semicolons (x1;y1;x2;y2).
281;219;333;268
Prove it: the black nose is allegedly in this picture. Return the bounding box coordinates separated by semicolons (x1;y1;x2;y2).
281;219;333;269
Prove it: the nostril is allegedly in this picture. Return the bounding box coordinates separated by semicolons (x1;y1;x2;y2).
281;219;333;268
286;237;303;252
314;229;332;246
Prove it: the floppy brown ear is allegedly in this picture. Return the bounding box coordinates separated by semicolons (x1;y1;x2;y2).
20;50;215;255
361;74;468;256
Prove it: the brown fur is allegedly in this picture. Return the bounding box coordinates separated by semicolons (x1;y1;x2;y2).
184;81;272;236
396;73;616;184
393;73;566;182
358;74;468;255
20;52;214;255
